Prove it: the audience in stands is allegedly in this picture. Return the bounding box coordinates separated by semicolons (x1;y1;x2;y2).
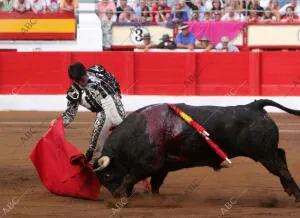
135;0;148;16
185;0;209;21
245;0;264;17
97;0;116;20
175;23;195;51
260;7;277;22
152;0;171;22
14;0;31;13
195;36;213;51
139;6;152;22
135;33;156;51
156;34;177;49
211;0;223;14
119;5;137;21
116;0;136;10
280;0;300;17
136;0;152;22
116;0;131;21
221;6;242;21
0;0;14;12
31;0;46;13
60;0;78;12
281;5;299;22
215;36;239;52
102;8;117;21
247;5;260;22
168;3;189;23
46;0;59;12
191;11;200;21
211;11;222;21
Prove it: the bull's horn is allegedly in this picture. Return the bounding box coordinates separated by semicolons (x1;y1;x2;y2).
96;156;110;171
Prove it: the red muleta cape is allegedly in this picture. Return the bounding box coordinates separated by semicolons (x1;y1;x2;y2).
29;117;100;200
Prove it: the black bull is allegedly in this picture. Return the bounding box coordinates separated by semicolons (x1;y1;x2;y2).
96;99;300;202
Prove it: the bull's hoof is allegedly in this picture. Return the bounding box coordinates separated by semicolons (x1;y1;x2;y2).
151;190;160;195
285;188;293;196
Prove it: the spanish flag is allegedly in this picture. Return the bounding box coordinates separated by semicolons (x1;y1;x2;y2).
0;12;76;40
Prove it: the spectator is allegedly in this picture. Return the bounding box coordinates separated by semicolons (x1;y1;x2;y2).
211;0;222;14
102;8;117;22
46;0;59;12
211;11;222;21
102;9;116;50
175;24;195;51
119;5;137;22
168;3;189;23
205;0;224;10
280;0;300;17
281;5;299;22
30;0;46;13
203;11;211;20
239;0;249;16
97;0;116;20
116;0;136;10
156;34;176;49
135;0;149;17
60;0;78;12
268;0;280;18
221;6;241;21
244;0;264;17
152;0;171;22
138;4;152;22
13;0;31;12
215;36;239;52
135;33;156;51
195;36;213;51
191;10;200;21
116;0;130;21
260;7;277;22
1;0;14;12
185;0;210;21
247;6;260;22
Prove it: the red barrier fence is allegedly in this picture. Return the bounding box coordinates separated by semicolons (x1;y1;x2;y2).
0;51;299;96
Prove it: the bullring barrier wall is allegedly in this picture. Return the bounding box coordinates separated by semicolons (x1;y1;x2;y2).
0;51;299;111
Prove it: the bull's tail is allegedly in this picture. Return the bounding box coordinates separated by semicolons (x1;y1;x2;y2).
249;99;300;116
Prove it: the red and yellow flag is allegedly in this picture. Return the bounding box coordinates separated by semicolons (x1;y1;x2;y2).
0;12;76;40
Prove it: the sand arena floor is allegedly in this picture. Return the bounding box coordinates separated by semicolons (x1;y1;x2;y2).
1;112;300;218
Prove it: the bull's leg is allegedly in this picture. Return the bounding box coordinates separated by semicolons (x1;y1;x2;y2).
150;170;168;194
277;148;293;196
259;152;300;202
115;172;149;197
114;174;139;197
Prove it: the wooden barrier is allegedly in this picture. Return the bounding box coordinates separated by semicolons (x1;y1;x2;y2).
0;51;299;96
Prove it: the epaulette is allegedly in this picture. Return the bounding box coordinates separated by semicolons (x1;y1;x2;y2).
66;83;82;103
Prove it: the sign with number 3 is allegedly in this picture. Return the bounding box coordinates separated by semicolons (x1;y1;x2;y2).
130;27;150;45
